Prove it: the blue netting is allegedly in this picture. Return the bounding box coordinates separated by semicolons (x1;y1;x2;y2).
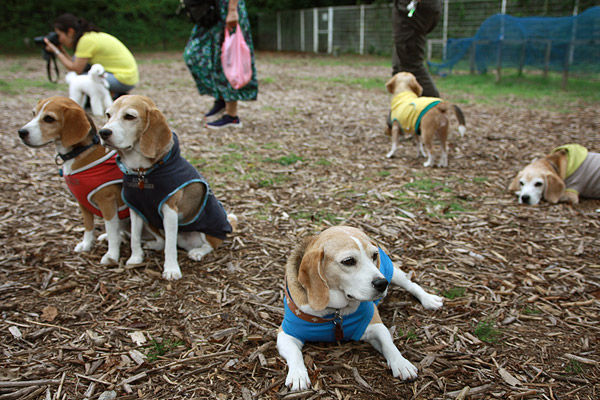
429;7;600;75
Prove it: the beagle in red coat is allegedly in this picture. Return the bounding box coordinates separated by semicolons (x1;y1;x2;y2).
277;226;443;390
18;96;128;264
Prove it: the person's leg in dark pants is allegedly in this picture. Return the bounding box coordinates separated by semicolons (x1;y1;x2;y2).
392;0;442;97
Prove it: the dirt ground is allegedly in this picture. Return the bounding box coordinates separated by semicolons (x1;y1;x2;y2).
1;52;599;400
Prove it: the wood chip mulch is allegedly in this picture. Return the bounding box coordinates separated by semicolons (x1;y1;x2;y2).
1;52;598;399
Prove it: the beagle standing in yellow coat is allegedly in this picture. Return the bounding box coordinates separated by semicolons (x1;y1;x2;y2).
509;144;600;205
277;226;443;391
99;95;236;280
18;96;128;264
385;72;466;167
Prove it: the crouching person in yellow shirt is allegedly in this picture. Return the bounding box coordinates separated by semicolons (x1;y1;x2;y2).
44;13;139;99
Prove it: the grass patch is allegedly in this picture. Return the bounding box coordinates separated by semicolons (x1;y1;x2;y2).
315;158;332;166
473;319;502;343
435;71;600;110
565;360;584;374
264;153;304;166
398;328;418;341
315;76;386;91
0;78;62;94
442;287;466;299
522;306;542;315
146;338;184;362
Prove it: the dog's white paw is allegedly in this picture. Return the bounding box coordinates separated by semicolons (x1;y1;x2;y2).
97;233;107;242
188;247;211;262
162;267;182;281
286;368;311;391
421;294;444;310
101;252;118;265
389;355;418;380
145;239;165;251
126;254;144;265
386;150;396;158
74;241;92;253
423;160;433;167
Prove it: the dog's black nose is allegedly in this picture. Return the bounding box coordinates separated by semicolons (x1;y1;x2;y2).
372;278;389;293
99;129;112;140
521;194;530;204
18;129;29;139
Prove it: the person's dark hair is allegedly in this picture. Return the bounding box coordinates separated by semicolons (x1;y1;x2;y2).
54;13;99;49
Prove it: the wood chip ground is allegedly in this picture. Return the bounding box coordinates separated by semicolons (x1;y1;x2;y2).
1;52;598;399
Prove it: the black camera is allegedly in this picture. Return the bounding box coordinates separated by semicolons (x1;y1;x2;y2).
34;31;60;60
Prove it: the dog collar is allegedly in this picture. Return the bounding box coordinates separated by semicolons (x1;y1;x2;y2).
284;277;344;341
56;131;99;164
116;148;174;190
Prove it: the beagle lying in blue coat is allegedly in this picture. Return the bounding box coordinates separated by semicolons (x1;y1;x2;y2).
277;226;443;391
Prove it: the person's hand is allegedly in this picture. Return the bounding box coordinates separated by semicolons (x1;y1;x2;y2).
43;37;62;55
225;9;239;31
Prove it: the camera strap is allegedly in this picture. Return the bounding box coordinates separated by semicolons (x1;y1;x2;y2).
47;56;59;83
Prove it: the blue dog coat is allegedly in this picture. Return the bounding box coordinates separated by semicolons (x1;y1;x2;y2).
118;133;232;239
282;248;395;343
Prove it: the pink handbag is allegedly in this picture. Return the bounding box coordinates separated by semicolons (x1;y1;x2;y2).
221;24;252;89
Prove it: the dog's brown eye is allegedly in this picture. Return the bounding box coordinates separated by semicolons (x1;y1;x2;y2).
341;257;356;267
43;115;55;123
519;181;524;186
372;252;378;262
124;114;136;120
534;182;543;187
106;112;111;119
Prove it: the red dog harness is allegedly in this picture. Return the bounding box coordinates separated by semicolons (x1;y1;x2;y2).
63;150;129;219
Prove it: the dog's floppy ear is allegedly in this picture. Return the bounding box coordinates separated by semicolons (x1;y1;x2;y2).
409;75;423;96
62;104;91;148
508;171;522;192
385;76;397;94
297;242;329;311
544;172;565;203
139;106;172;159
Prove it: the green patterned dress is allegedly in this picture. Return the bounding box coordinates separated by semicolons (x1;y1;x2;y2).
183;0;258;102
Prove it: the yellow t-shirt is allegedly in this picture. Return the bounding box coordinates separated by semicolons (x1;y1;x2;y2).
552;144;588;178
390;92;442;134
75;32;139;86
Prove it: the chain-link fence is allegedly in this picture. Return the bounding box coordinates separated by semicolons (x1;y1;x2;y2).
255;0;599;61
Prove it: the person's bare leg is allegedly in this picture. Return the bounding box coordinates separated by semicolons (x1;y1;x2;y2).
225;101;237;117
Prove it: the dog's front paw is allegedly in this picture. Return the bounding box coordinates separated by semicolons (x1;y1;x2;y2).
421;293;444;310
74;241;92;253
126;254;144;265
389;355;418;380
286;368;311;391
162;269;182;281
188;247;212;262
386;150;396;158
101;252;119;265
97;233;107;242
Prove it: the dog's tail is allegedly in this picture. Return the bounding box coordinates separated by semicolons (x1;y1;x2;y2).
452;104;467;137
227;213;238;232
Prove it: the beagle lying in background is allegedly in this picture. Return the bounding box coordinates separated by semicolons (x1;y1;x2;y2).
277;226;443;391
18;96;128;264
510;144;600;205
66;64;113;116
385;72;466;167
99;95;236;280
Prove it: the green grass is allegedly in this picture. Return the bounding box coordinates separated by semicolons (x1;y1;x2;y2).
264;153;304;166
0;78;63;94
473;319;502;343
522;306;542;315
565;360;584;374
146;338;184;362
314;76;386;90
435;71;600;110
442;287;466;299
398;328;418;341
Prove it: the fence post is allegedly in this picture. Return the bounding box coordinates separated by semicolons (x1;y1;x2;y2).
277;12;281;51
359;5;365;55
313;8;318;53
328;7;334;54
300;11;305;52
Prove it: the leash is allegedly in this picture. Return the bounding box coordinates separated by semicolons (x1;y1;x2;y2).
284;277;344;341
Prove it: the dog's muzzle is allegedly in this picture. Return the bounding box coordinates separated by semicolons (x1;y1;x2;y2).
372;278;389;293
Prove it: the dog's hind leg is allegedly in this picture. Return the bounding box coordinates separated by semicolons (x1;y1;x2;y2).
100;214;121;264
277;330;311;390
